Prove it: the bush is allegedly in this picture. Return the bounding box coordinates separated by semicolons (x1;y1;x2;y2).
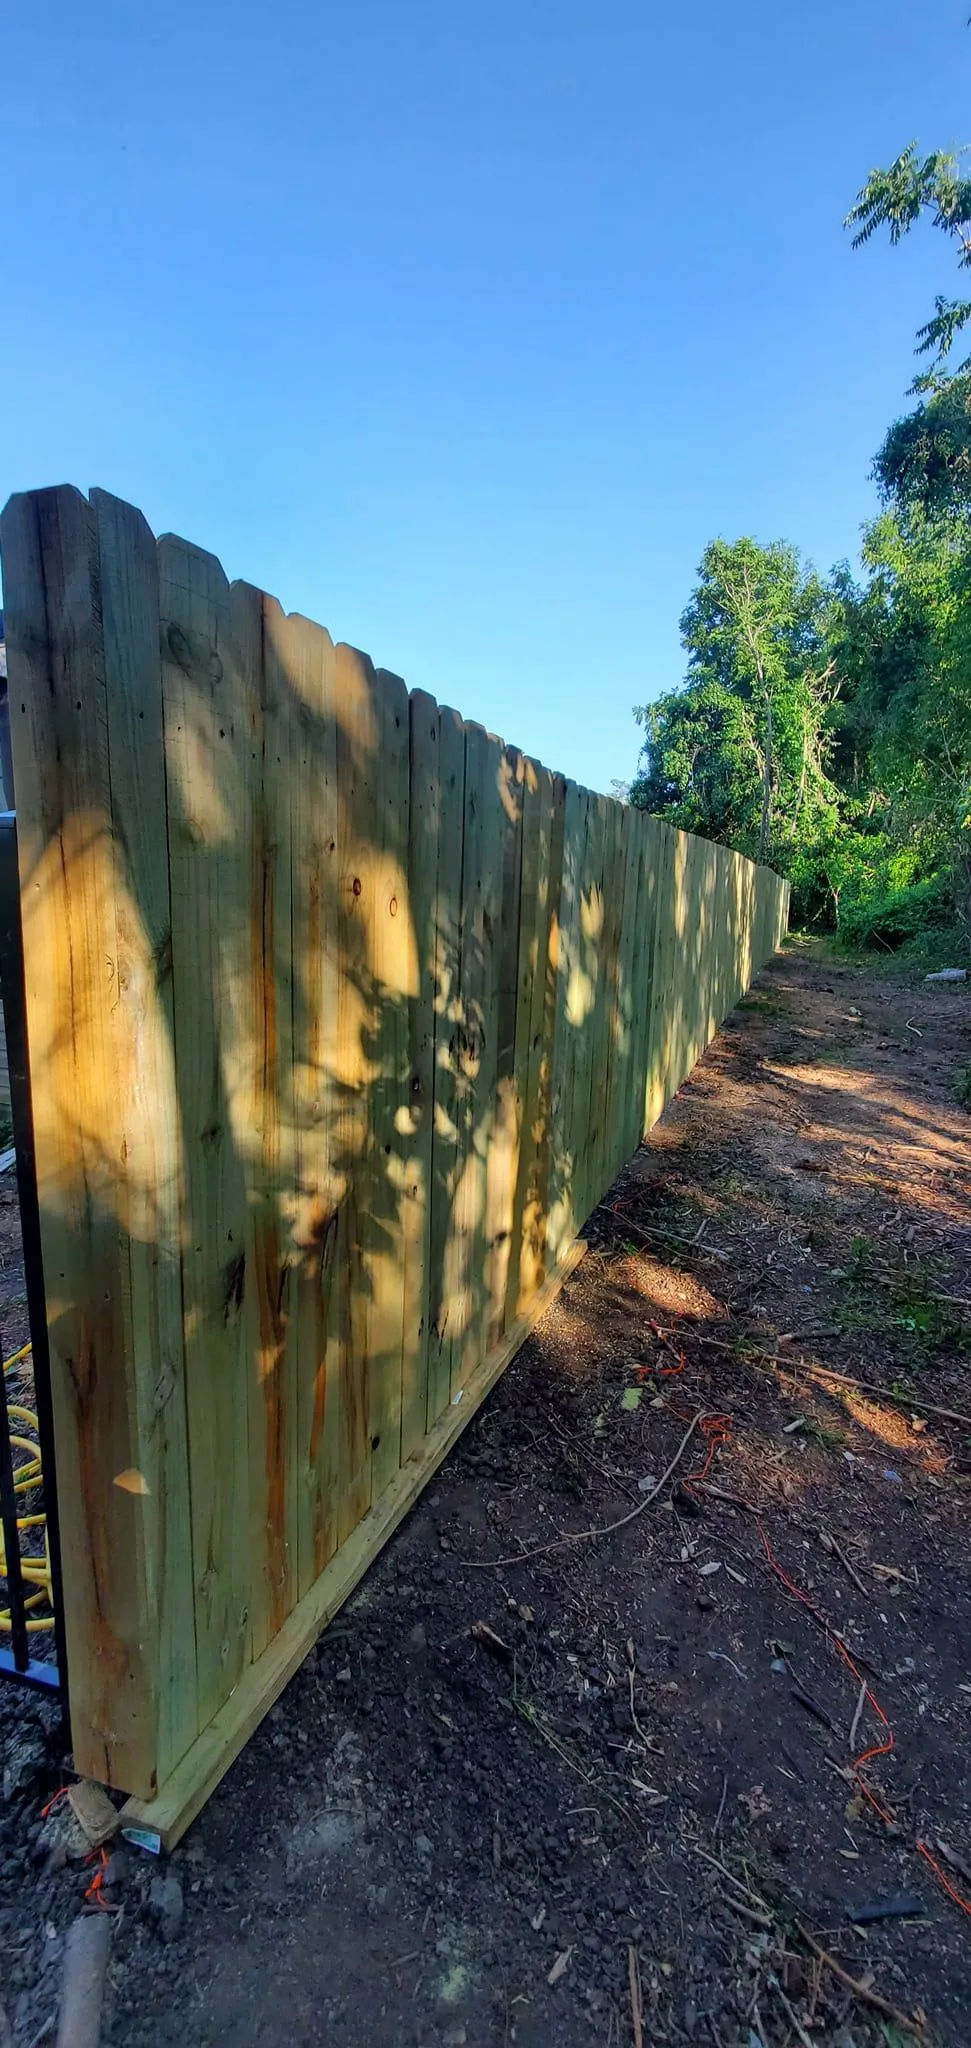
836;871;955;951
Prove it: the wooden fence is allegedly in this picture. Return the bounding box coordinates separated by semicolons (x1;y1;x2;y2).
0;485;789;1840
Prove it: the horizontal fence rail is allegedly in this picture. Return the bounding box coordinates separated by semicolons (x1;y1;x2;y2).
0;485;788;1837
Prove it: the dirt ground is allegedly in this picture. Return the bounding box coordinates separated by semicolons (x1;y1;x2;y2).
2;936;971;2048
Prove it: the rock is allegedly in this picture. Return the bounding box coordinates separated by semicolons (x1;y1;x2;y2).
407;1624;427;1654
104;1849;130;1890
414;1832;433;1859
442;2028;468;2047
925;968;966;982
38;1803;89;1868
2;1725;47;1802
149;1873;184;1943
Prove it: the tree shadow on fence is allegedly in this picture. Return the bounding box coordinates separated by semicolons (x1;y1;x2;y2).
0;482;783;1801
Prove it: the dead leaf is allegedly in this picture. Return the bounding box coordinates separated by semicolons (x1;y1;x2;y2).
548;1946;574;1985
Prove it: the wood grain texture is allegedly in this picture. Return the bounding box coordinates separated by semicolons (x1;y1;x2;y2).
1;482;789;1823
425;707;466;1429
1;486;189;1794
157;532;255;1732
401;690;441;1462
277;609;342;1600
90;490;196;1784
120;1238;588;1850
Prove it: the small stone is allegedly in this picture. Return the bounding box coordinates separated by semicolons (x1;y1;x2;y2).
414;1832;433;1859
442;2029;467;2047
104;1849;130;1890
149;1873;184;1943
407;1624;427;1654
336;1666;352;1685
362;1644;377;1665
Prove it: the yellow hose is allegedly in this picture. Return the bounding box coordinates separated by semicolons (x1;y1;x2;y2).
1;1343;53;1632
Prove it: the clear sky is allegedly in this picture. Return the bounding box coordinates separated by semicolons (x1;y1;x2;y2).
3;0;968;795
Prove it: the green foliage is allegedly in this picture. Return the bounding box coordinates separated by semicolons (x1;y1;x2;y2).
628;511;971;951
846;143;971;388
835;871;954;952
875;376;971;519
624;114;971;965
631;538;839;865
956;1064;971;1111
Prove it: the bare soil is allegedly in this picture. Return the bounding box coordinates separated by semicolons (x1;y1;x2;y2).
2;936;970;2047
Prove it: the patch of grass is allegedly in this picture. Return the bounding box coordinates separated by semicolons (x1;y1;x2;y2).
0;1105;11;1150
956;1063;971;1113
804;1417;848;1451
737;992;786;1017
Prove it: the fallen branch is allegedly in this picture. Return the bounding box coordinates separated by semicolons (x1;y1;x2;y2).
848;1678;868;1756
595;1204;728;1261
460;1414;702;1569
628;1945;644;2048
768;1973;814;2048
793;1920;927;2039
819;1529;868;1600
55;1915;112;2048
650;1321;971;1432
806;1364;971;1435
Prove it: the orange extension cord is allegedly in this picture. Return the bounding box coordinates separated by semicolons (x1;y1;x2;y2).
632;1310;971;1926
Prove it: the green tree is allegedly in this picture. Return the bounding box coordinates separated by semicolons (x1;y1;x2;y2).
874;376;971;519
846;144;971;390
631;538;838;864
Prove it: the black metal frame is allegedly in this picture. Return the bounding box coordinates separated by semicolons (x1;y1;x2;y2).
0;810;69;1702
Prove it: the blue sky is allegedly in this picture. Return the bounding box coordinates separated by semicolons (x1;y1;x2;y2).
3;0;968;794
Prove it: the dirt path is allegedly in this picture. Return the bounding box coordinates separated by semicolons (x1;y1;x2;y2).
3;938;970;2047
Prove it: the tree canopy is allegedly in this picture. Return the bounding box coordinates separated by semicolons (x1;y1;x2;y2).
627;107;971;960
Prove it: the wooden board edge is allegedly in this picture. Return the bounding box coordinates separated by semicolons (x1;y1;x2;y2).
120;1238;588;1849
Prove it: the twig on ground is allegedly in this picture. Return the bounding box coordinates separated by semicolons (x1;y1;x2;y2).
627;1663;655;1753
650;1322;971;1431
720;1895;773;1929
460;1414;702;1569
849;1678;868;1755
794;1921;928;2038
768;1974;814;2048
595;1204;729;1261
806;1364;971;1434
544;1412;641;1503
713;1771;728;1839
471;1621;513;1663
693;1844;771;1913
819;1528;868;1600
627;1945;644;2048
